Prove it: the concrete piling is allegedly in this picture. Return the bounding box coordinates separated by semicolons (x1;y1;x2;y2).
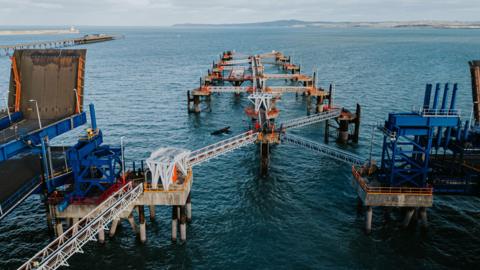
138;206;146;243
149;205;156;222
180;206;187;241
352;104;361;143
338;120;349;144
55;219;64;237
402;208;415;228
109;218;119;237
186;193;192;223
98;226;105;244
194;96;200;113
72;218;79;234
419;207;428;228
365;206;373;234
172;206;178;242
316;96;324;113
127;213;137;232
324;120;330;143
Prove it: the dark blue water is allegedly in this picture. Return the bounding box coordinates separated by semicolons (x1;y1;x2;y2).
1;27;480;269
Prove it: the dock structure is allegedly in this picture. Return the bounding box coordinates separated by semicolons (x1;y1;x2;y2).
0;34;119;57
14;50;368;270
0;49;87;221
188;50;361;175
352;81;480;233
8;50;480;270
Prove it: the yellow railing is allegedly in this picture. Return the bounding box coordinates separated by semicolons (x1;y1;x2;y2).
351;166;433;195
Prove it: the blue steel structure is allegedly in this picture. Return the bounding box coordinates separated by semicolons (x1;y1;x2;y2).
0;113;87;162
53;104;123;211
0;111;22;130
380;83;461;187
0;112;87;220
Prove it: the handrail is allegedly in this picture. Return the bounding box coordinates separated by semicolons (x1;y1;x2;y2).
419;108;460;117
189;131;258;166
19;182;143;270
281;133;365;166
281;108;341;130
351;166;433;195
0;177;41;221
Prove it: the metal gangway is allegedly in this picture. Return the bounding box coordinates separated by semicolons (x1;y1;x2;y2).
19;182;143;270
281;108;341;130
189;131;258;166
220;59;251;65
281;133;365;166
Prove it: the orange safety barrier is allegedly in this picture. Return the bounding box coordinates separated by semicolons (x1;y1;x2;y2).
351;166;433;195
11;57;21;112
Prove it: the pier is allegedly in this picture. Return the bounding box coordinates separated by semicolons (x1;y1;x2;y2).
0;34;119;57
0;48;479;270
10;49;366;269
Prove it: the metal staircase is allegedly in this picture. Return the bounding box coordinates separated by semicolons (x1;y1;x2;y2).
19;182;143;270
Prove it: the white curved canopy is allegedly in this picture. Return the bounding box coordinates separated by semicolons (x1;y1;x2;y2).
145;147;191;190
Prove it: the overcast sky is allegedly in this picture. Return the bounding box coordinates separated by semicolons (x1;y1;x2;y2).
0;0;478;26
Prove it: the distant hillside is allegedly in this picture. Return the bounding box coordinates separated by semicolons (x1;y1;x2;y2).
173;20;480;29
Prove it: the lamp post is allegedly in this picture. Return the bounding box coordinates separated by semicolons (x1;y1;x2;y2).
29;99;42;129
3;93;11;124
120;136;126;182
73;88;80;114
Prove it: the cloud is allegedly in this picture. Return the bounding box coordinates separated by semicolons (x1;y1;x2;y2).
0;0;478;26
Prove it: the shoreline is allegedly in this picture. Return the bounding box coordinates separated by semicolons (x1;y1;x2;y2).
0;29;80;36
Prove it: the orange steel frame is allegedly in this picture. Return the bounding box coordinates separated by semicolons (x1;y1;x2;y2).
11;57;21;112
76;56;85;113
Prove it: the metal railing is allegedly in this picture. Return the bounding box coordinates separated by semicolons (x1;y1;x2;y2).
281;133;365;166
281;108;341;130
351;166;433;195
419;108;460;117
19;182;143;270
189;131;258;166
377;125;397;140
207;86;251;93
0;177;41;221
220;59;251;65
267;86;311;94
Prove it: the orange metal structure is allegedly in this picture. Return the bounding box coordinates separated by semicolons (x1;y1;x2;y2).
75;56;85;113
11;57;21;112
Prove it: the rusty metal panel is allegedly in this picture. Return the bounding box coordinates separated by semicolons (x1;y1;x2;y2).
469;60;480;125
8;49;86;123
